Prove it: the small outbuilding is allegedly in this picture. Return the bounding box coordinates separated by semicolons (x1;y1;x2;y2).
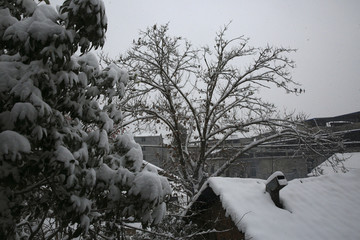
188;153;360;240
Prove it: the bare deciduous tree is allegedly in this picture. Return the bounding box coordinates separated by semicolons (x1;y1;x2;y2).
106;23;340;195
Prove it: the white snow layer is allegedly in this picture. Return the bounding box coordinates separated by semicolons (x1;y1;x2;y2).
11;102;38;123
0;9;17;36
265;170;287;186
0;130;31;160
129;171;167;203
115;135;143;172
77;53;100;72
206;153;360;240
3;4;64;44
20;0;37;15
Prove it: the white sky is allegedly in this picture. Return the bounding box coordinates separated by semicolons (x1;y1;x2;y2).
52;0;360;118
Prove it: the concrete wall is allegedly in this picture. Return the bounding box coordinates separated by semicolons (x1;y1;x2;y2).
207;151;328;180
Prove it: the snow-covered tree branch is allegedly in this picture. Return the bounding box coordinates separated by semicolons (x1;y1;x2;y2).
109;24;341;196
0;1;171;239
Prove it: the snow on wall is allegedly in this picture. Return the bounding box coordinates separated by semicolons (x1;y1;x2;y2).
207;153;360;240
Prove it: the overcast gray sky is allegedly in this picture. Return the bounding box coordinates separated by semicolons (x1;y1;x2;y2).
55;0;360;118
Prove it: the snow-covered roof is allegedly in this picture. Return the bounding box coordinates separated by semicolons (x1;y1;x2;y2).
203;153;360;240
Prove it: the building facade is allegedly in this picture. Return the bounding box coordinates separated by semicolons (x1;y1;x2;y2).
133;135;168;168
134;111;360;180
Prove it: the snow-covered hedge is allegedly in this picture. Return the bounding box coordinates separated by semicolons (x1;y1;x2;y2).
0;1;170;238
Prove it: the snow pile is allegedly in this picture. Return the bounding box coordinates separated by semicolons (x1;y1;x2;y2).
206;153;360;240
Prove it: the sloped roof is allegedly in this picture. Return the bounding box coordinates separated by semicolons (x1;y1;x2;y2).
204;153;360;240
305;111;360;127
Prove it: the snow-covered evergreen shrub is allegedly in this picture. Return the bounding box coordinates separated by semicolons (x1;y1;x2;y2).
0;1;171;239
